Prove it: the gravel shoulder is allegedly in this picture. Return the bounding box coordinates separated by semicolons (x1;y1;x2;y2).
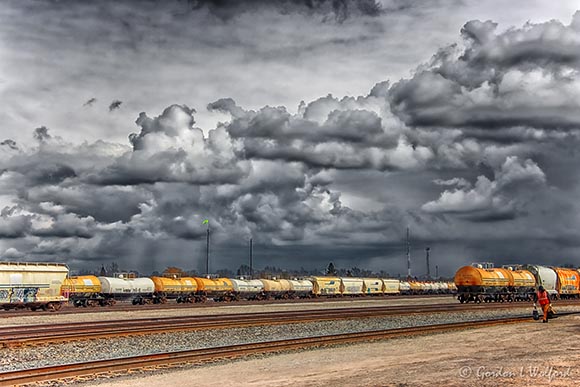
81;314;580;387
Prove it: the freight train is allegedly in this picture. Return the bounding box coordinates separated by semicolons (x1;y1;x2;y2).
62;274;456;307
454;263;580;303
0;261;456;311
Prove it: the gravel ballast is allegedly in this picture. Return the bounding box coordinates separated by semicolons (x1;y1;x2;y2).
2;305;580;373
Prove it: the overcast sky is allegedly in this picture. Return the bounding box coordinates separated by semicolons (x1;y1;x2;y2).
1;0;580;276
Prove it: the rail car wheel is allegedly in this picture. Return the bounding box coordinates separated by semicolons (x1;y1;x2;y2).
44;302;60;312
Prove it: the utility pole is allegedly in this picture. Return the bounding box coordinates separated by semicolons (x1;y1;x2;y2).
406;227;411;279
249;238;253;279
435;265;439;278
425;247;431;278
205;222;210;277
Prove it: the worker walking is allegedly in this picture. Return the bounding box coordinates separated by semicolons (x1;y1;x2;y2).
533;285;551;323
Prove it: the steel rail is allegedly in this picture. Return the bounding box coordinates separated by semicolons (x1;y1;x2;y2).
2;313;578;387
2;302;579;347
0;294;454;317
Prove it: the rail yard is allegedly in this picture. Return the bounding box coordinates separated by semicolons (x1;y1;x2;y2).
2;261;580;386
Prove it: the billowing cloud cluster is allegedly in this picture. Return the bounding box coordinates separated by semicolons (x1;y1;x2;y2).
389;12;580;134
90;104;250;185
0;95;418;272
208;88;433;170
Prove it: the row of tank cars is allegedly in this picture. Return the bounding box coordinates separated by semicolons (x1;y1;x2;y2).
454;263;580;303
0;261;456;311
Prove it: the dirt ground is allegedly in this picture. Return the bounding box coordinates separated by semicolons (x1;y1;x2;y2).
82;314;580;387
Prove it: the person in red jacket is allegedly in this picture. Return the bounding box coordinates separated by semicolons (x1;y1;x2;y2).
534;286;551;323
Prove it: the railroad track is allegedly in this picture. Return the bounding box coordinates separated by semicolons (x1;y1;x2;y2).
2;302;579;348
2;313;578;387
0;294;454;317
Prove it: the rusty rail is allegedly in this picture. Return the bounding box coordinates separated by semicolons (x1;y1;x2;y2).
3;314;575;387
0;294;455;316
2;302;575;347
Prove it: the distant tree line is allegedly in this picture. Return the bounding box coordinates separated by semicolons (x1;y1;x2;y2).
70;261;452;281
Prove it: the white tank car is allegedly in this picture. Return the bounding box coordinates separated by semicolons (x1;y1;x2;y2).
98;276;155;300
522;265;557;297
230;279;263;297
436;282;448;294
399;281;411;295
287;279;313;295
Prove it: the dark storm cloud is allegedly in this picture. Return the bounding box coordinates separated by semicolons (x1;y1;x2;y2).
109;100;122;111
11;163;77;186
2;247;25;259
388;11;580;132
33;126;52;142
0;131;125;192
25;185;151;224
0;208;32;238
187;0;383;21
0;140;18;151
422;157;546;221
83;98;97;107
31;214;96;239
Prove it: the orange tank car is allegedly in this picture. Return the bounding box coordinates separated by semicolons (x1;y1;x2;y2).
552;268;580;298
151;276;183;294
503;268;536;301
62;275;103;307
506;270;535;288
193;277;234;302
454;265;512;303
150;276;198;303
62;275;101;295
260;279;292;299
409;281;423;295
